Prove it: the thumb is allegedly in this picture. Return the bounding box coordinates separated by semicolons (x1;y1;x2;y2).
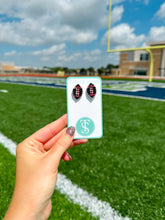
47;126;75;162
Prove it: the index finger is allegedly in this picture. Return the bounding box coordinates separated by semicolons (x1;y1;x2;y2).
31;114;67;144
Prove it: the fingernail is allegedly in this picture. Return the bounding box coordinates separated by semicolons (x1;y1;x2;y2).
66;126;75;136
66;152;72;160
62;151;72;161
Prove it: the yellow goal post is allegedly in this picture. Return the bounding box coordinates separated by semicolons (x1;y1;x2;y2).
107;0;165;82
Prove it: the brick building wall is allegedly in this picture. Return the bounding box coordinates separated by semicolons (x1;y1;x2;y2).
119;49;163;77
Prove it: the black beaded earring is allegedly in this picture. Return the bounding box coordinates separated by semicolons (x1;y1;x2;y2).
86;83;96;100
72;84;83;100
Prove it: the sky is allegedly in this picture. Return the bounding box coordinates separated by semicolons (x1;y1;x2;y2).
0;0;165;69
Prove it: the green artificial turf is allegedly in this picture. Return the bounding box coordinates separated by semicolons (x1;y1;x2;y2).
0;144;97;220
0;82;165;219
0;144;16;220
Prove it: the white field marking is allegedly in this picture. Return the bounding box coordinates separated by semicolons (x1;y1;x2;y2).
0;89;8;93
0;132;130;220
0;80;66;90
1;79;165;102
103;92;165;102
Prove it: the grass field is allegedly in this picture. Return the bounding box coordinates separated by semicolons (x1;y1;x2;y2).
0;82;165;219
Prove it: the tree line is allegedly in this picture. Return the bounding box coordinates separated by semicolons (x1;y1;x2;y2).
39;64;119;75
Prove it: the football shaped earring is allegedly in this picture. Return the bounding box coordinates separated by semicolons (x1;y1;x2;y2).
72;84;83;100
87;83;96;100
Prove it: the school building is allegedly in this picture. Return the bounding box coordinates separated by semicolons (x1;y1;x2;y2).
0;61;21;73
114;41;165;77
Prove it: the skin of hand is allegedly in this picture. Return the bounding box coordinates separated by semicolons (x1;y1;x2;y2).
4;114;88;220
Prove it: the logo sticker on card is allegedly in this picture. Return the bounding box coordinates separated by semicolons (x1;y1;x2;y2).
76;117;95;136
67;77;103;139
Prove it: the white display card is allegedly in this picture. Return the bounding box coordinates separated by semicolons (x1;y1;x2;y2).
67;77;103;139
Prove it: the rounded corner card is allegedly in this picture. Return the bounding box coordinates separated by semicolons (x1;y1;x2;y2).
67;77;103;139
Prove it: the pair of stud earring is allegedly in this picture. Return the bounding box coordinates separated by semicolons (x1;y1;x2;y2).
72;83;96;101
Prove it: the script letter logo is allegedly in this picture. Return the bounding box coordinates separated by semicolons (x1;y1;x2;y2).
80;119;90;134
76;117;95;137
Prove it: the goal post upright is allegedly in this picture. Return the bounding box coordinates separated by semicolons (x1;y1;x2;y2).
107;0;165;82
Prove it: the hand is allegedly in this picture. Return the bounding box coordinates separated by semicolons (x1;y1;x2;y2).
4;114;88;220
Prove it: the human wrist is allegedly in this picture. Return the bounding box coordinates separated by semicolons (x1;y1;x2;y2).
4;205;45;220
4;191;45;220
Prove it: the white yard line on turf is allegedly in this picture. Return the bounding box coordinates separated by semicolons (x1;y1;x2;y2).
1;80;165;102
0;132;129;220
0;89;8;93
103;92;165;102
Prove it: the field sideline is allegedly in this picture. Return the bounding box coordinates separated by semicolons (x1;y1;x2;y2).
0;82;165;219
0;76;165;101
0;73;165;82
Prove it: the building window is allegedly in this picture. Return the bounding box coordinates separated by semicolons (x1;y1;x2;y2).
140;53;149;61
134;70;147;76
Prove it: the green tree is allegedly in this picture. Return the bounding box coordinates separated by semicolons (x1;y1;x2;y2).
63;67;69;73
106;64;119;75
87;67;94;75
98;66;105;76
80;68;87;75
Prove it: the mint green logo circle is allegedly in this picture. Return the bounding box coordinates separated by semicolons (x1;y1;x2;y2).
76;117;95;136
